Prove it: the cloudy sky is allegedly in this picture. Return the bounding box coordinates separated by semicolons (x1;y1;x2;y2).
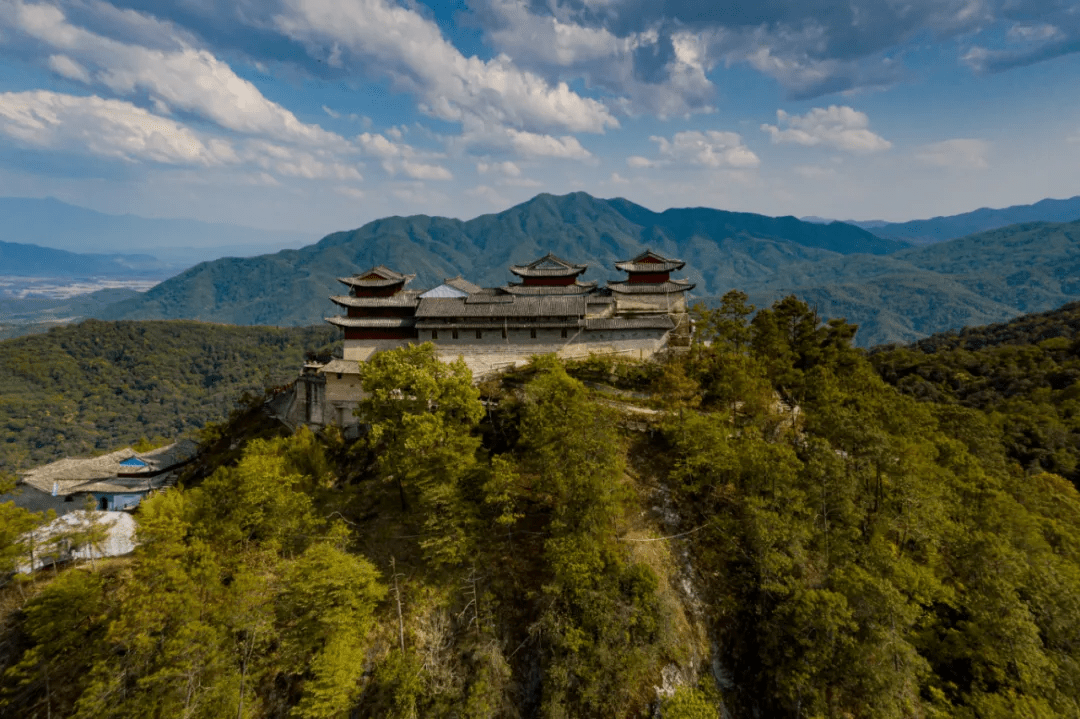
0;0;1078;237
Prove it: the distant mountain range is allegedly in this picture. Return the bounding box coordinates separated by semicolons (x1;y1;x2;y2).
0;240;172;277
10;191;1080;347
97;192;901;327
803;195;1080;244
0;196;313;265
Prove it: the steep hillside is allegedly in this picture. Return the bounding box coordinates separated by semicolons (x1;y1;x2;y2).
97;192;898;325
6;306;1080;717
0;320;336;472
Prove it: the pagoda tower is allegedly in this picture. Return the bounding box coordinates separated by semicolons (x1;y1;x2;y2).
608;250;694;313
327;265;420;354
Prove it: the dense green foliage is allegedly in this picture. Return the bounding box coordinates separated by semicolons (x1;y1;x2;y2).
0;320;336;471
872;301;1080;483
5;299;1080;716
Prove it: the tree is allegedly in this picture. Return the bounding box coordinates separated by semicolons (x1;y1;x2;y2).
358;343;485;566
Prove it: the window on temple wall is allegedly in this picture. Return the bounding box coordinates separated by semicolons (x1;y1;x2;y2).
432;330;438;340
452;329;459;340
561;328;568;338
476;330;482;339
530;328;537;339
501;327;507;339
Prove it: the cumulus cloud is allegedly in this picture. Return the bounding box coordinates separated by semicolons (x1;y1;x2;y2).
456;123;593;160
477;160;522;177
915;139;990;169
761;106;891;153
0;89;237;166
632;130;759;169
1;0;345;148
274;0;616;135
355;131;452;179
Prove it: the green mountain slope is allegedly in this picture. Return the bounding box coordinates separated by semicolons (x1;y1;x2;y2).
737;219;1080;346
0;320;336;472
867;194;1080;243
98;192;898;325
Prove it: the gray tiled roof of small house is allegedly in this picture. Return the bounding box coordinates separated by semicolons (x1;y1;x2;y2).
320;359;363;374
508;253;588;278
606;279;695;294
415;296;588;318
614;250;685;273
329;291;421;308
445;276;484;294
325;317;417;328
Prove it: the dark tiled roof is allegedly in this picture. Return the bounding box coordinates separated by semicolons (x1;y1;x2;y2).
415;296;588;318
585;316;676;330
614;250;685;273
325;317;417;328
415;320;582;330
330;292;421;308
607;279;694;294
465;293;515;304
337;266;416;288
501;281;597;296
509;253;587;278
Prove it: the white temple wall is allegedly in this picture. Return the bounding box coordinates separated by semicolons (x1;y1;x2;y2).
343;339;414;360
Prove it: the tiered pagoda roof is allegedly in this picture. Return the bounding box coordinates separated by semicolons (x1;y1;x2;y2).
337;266;416;290
508;253;587;279
614;250;686;273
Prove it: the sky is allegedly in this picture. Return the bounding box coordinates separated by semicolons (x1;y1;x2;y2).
0;0;1078;240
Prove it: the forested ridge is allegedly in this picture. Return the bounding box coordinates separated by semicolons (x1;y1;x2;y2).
0;320;337;472
3;296;1080;717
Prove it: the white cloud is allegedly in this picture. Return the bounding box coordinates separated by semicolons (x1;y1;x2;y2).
275;0;617;135
0;90;238;166
458;123;593;160
46;53;90;82
355;130;451;179
915;138;990;169
647;130;760;168
466;184;507;205
609;172;629;184
626;155;655;168
793;164;837;179
3;1;345;148
243;139;363;180
477;160;521;177
400;161;452;180
334;185;365;199
322;104;340;119
761;106;892;153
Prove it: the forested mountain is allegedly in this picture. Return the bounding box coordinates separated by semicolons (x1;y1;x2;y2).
96;192;899;327
5;298;1080;716
744;219;1080;345
862;194;1080;243
872;300;1080;483
0;321;336;472
96;193;1080;346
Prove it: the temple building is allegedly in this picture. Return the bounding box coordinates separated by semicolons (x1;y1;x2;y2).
292;250;694;427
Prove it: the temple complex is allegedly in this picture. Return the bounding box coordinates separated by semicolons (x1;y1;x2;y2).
293;250;694;427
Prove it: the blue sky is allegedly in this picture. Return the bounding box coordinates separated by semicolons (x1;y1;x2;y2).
0;0;1078;240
